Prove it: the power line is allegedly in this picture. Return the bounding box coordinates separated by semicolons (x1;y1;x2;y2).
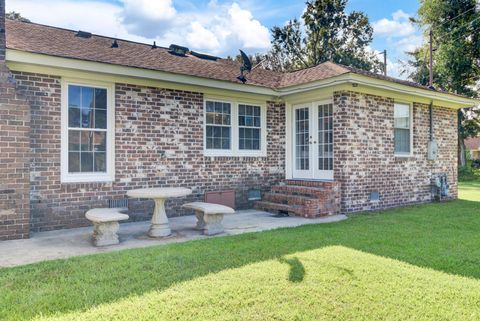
435;5;476;27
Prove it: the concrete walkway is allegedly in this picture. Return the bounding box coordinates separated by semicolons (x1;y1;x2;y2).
0;210;347;267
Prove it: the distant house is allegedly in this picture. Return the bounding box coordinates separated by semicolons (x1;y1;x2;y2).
0;3;478;240
466;137;480;160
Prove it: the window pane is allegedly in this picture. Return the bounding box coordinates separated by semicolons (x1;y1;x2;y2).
394;104;411;154
93;132;106;151
238;105;261;151
206;113;214;124
81;152;94;172
81;108;93;128
94;109;107;129
68;86;81;108
394;104;409;118
68;152;80;173
80;131;93;151
95;88;107;109
221;127;230;139
206;138;213;149
68;108;80;128
206;101;214;112
68;130;81;151
94;152;106;172
395;128;410;154
81;87;94;109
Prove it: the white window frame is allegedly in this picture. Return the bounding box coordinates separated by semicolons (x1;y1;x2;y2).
203;98;267;157
60;78;115;183
393;102;413;157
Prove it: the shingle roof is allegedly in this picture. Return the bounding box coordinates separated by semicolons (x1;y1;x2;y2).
2;19;473;97
466;137;480;150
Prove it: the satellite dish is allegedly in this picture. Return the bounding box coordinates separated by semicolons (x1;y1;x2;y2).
237;50;252;84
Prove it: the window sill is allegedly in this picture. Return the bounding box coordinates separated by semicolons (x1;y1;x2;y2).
394;154;414;161
204;150;266;158
61;173;114;184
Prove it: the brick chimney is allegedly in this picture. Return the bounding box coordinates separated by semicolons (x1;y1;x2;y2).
0;0;31;240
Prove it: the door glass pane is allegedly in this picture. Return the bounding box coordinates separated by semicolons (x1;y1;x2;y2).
295;108;309;170
318;104;333;171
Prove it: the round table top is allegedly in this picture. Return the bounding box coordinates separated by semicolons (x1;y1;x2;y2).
127;187;192;199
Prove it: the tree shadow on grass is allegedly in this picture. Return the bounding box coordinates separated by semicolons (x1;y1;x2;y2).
279;257;305;283
1;199;480;320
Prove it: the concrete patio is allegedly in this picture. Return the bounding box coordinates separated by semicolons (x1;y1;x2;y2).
0;209;347;268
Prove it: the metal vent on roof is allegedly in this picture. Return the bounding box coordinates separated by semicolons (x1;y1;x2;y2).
169;44;189;56
76;30;92;38
190;51;219;61
111;39;119;48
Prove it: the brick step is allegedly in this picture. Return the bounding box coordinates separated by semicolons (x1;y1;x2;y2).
271;185;328;198
254;201;305;216
263;192;320;207
285;180;337;189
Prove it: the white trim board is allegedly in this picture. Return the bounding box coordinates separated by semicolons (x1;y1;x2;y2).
7;49;478;109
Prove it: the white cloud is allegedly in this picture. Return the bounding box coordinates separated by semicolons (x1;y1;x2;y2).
395;34;423;53
186;21;220;51
7;0;271;56
372;10;415;38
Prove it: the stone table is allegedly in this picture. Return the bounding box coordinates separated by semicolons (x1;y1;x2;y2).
127;187;192;237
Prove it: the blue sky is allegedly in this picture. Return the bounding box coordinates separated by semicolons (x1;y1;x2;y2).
7;0;424;78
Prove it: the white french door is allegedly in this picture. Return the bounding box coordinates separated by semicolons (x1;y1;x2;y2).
292;101;334;180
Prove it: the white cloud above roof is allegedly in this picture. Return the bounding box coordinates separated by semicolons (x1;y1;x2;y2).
372;10;415;38
7;0;271;56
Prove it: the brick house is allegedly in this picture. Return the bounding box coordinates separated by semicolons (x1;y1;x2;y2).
465;137;480;160
0;4;477;240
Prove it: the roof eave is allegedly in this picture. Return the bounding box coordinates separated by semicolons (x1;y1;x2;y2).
278;72;478;108
5;49;279;97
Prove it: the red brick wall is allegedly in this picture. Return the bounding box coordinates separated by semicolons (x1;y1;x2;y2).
13;73;286;232
0;0;31;240
0;67;30;240
334;91;458;213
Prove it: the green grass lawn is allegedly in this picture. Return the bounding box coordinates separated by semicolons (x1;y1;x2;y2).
1;182;480;321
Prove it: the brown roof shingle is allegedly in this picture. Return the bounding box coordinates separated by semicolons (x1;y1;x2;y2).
3;19;476;98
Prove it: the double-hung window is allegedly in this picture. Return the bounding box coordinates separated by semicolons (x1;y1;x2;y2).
394;103;412;156
61;80;114;183
238;104;261;150
205;101;231;150
204;99;265;156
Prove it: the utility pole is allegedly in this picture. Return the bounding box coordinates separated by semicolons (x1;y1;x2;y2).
429;29;434;88
383;49;387;76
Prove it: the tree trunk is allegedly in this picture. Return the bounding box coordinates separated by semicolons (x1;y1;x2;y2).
459;135;466;167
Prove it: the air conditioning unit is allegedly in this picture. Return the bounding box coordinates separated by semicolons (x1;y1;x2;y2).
431;173;449;201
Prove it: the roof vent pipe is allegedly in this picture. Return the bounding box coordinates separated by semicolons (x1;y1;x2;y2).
151;41;157;49
111;39;119;48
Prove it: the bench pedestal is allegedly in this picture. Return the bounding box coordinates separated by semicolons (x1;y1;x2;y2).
92;221;120;246
85;208;129;247
184;202;234;236
195;211;224;235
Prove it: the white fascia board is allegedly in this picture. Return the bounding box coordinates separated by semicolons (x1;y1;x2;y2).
6;49;277;96
7;49;479;108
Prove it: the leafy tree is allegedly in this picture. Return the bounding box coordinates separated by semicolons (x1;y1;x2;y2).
6;11;30;22
403;0;480;166
268;0;382;72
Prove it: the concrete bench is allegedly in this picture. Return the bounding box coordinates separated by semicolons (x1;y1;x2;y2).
85;208;129;246
182;202;235;235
